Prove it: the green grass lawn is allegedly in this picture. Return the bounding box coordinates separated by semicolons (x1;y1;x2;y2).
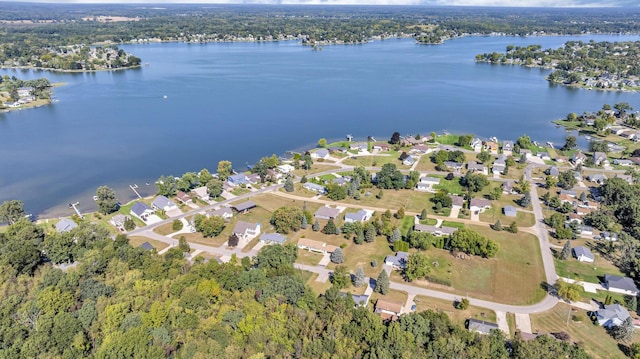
531;303;639;359
342;155;411;169
399;215;416;236
420;218;438;225
336;188;434;214
291;163;341;177
434;177;465;195
128;236;169;251
441;221;465;229
414;155;438;172
479;205;535;228
414;295;497;328
554;255;624;284
399;225;546;305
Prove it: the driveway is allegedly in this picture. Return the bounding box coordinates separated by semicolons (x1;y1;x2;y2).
495;311;510;335
449;207;460;219
470;210;480;222
318;253;331;266
515;313;532;334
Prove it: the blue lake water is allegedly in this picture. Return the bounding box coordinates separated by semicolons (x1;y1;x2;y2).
1;35;639;218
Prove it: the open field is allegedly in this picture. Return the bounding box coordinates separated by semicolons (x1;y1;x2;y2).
414;295;497;327
292;163;341;176
554;255;624;284
128;236;169;251
154;221;178;236
336;188;434;214
531;303;639;359
479;205;535;228
342;155;411;169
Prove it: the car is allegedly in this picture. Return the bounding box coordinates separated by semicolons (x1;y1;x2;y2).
411;304;417;311
593;235;601;240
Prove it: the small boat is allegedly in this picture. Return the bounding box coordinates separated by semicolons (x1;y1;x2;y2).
163;95;168;99
546;141;554;148
93;196;99;201
585;136;592;140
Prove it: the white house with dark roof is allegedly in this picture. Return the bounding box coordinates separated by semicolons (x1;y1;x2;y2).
192;186;209;200
587;174;607;184
573;246;595;263
297;238;337;254
110;214;130;231
595;303;631;328
449;195;465;209
260;233;286;245
208;207;233;220
152;195;178;212
344;209;372;223
232;221;261;241
470;198;491;213
130;202;154;222
614;159;633;166
56;218;77;233
402;155;416;166
471;138;483;152
604;274;639;296
414;224;458;236
444;161;463;173
492;155;507;174
467;161;488;175
385;251;409;269
572;152;587;165
416;177;440;192
314;206;341;220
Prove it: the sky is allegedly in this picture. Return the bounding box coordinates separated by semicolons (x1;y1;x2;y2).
9;0;640;6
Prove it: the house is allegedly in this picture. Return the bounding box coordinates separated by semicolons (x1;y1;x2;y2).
227;173;249;186
232;201;257;213
595;304;631;328
192;186;209;200
246;173;261;184
502;181;516;194
614;159;634;166
548;166;560;177
56;218;77;233
139;242;155;251
503;206;517;217
110;214;130;231
344;209;372;223
470;198;491;213
331;176;350;186
342;293;370;307
450;195;465;209
17;87;34;97
587;174;607;184
579;201;599;210
385;251;409;269
537;152;551;161
350;143;368;152
602;231;619;241
303;182;327;194
492;155;507;174
559;189;577;198
375;298;404;321
373;143;391;152
502;140;514;156
232;221;261;240
259;233;287;245
520;149;533;159
130;202;154;222
329;146;348;153
573;246;595;262
277;164;295;174
402;155;416;166
593;152;609;166
573;172;583;182
314;206;341;220
616;174;634;184
484;141;499;155
208;207;233;220
471;138;483;152
604;274;639;296
559;194;577;206
575;224;594;236
572;152;588;165
311;149;329;159
152;195;178;211
467;161;488;175
444;161;463;173
416;177;440;192
467;318;500;335
568;213;583;223
576;207;593;216
410;145;430;154
176;191;192;204
414;224;458;236
297;238;338;254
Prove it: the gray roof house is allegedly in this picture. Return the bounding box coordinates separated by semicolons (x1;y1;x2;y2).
593;152;609;166
260;233;287;245
303;182;327;194
232;201;257;213
314;206;341;220
385;251;409;269
604;274;639;295
467;161;488;175
444;161;463;172
573;246;595;263
416;176;440;192
449;195;465;209
56;218;77;233
151;195;177;211
311;149;330;159
403;155;416;166
344;210;371;223
492;156;507;174
502;181;515;194
503;206;517;217
595;303;631;328
614;159;633;166
587;174;607;184
209;207;233;220
227;173;249;186
502;140;514;155
414;224;458;236
470;198;491;213
560;189;577;198
130;202;154;221
232;221;261;240
467;319;500;335
139;242;155;251
548;166;560;177
110;214;130;231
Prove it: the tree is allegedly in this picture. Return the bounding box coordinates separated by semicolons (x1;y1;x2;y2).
331;266;350;289
217;160;233;181
0;200;26;224
123;217;135;231
614;102;633;116
420;209;428;220
492;219;503;231
330;248;344;264
365;224;376;243
270;206;304;234
431;190;452;209
375;270;390;294
558;170;578;189
354;229;365;244
193;214;225;237
390;227;402;243
457;134;473;147
300;215;308;230
507;221;518;233
403;253;431;282
206;178;223;198
317;138;327;147
389;131;401;145
178;236;190;252
95;186;118;214
455;298;470;310
172;220;183;231
555;279;582;302
326;183;347;200
518;192;531;208
395;206;405;219
561;135;577;151
477;150;492;164
450;228;499;257
156;175;177;197
610;317;635;342
566;112;578;121
560;241;572;260
517;134;533;149
312;219;320;232
177;172;198;191
590;140;609;153
228;233;239;247
375;163;404;189
460;172;489;193
198;168;213;185
488;186;502;200
322;219;338;235
516;175;530;194
394;240;409;252
284;177;294;192
255;243;298;275
353;267;366;287
545;175;558;189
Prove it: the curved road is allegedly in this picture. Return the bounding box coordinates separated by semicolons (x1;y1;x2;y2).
128;155;561;315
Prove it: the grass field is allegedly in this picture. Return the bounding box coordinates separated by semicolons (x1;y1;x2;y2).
434;177;465;195
531;303;639;359
399;215;416;236
326;235;394;279
342;155;411;169
128;236;169;251
154;221;178;236
291;164;342;177
336;188;434;214
414;295;496;327
414;155;438;172
479;205;536;228
394;225;546;305
554;255;624;284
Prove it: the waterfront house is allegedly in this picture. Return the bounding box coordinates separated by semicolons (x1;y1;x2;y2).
385;251;409;269
484;141;499;155
110;214;130;231
56;218;77;233
372;143;390;152
593;152;609;166
311;149;329;159
572;152;587;165
152;195;178;212
603;274;638;296
176;191;192;204
227;173;249;186
17;87;34;97
416;176;440;192
192;186;209;200
232;221;261;241
259;233;286;245
297;238;337;255
130;202;154;222
314;206;341;220
502;140;514;156
303;182;327;194
277;164;295;174
471;138;483;152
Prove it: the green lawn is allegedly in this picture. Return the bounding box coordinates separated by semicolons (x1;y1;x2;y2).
434;177;465;195
342;155;411;169
291;164;341;177
531;303;639;359
128;236;169;251
479;205;535;228
554;255;624;284
414;296;496;328
399;215;416;236
336;188;434;214
414;155;438;172
441;221;465;229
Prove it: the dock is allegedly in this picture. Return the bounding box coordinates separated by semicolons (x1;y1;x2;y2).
68;202;84;219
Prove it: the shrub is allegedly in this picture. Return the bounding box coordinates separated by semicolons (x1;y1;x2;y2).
172;219;183;231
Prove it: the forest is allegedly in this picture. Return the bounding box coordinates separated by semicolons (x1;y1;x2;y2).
0;200;591;358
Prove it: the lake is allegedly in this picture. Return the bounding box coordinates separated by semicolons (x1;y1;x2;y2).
1;34;639;218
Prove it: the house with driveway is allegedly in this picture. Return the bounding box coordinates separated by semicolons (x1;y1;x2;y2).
110;214;130;231
449;195;465;210
315;206;341;220
344;209;372;223
414;224;458;236
259;233;286;245
573;246;595;263
603;274;639;296
594;303;631;328
297;238;337;254
470;198;491;214
467;318;499;335
130;202;154;222
384;251;409;269
192;186;209;200
232;221;261;241
375;298;404;321
416;177;440;192
208;207;233;221
152;195;178;212
503;206;517;217
303;182;327;194
467;161;488;175
311;149;330;159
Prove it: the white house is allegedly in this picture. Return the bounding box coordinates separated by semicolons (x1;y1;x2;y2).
595;304;631;328
297;238;337;254
604;274;639;296
470;198;491;213
208;207;233;220
130;202;154;222
151;195;178;212
384;251;409;269
344;209;372;223
303;182;327;194
277;164;295;174
573;246;595;263
232;221;261;241
311;149;329;159
471;138;483;153
259;233;286;245
192;186;209;200
416;177;440;192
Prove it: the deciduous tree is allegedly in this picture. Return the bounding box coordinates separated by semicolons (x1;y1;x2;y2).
95;186;118;214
